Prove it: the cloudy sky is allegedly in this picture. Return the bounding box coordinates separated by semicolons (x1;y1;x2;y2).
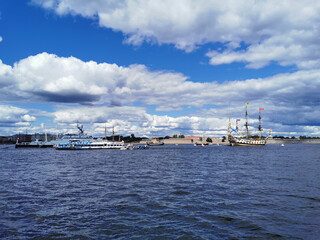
0;0;320;137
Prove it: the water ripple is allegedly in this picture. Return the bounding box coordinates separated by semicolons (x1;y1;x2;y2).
0;144;319;239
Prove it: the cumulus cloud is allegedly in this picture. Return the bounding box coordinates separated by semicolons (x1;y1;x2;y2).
51;105;228;137
3;53;193;106
53;106;148;124
0;52;319;135
0;105;36;130
51;104;319;137
32;0;320;68
0;53;319;125
0;36;2;42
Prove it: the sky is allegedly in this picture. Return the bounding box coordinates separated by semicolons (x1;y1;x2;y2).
0;0;320;138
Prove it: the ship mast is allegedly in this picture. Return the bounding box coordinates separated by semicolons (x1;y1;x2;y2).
245;102;250;138
112;126;115;142
227;108;231;139
258;107;264;139
105;124;107;140
44;125;47;142
258;110;262;139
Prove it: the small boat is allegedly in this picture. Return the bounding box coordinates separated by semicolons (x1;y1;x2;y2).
146;133;164;146
146;139;164;146
133;145;149;150
194;142;208;146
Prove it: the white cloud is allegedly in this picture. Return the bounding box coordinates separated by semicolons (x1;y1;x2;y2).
51;105;228;137
4;53;193;106
0;105;36;126
4;53;312;110
51;104;320;137
0;36;2;42
0;53;320;135
32;0;320;68
0;59;13;86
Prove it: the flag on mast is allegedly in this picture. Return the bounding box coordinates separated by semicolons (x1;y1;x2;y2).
245;102;249;106
259;108;264;111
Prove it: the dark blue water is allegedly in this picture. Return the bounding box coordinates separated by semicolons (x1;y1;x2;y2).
0;144;319;239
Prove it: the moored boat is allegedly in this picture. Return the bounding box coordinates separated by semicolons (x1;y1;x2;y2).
55;140;125;150
15;123;94;148
15;139;54;148
147;141;164;146
146;138;164;146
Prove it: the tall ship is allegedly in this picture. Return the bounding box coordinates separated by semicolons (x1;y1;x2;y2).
227;103;266;146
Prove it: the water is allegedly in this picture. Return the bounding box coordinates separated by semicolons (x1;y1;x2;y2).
0;144;319;239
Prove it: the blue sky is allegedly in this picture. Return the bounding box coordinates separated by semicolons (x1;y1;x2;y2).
0;0;319;137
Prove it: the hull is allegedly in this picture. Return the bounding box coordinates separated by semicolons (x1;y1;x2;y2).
15;143;54;148
229;138;266;146
55;141;125;150
194;142;209;146
147;142;164;146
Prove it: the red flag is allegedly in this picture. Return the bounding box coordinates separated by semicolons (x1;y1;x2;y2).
259;108;264;111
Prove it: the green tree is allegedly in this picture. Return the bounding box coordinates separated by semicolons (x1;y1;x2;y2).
179;134;185;138
173;134;178;138
206;137;212;143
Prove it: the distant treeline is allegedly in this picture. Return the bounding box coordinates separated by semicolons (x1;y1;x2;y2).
273;136;320;139
104;134;150;143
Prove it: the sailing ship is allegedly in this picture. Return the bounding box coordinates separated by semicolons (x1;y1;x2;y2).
228;103;266;146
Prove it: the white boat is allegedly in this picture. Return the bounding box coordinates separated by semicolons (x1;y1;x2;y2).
16;123;95;148
55;139;125;150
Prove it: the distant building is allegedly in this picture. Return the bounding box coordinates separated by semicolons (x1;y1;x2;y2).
184;135;201;140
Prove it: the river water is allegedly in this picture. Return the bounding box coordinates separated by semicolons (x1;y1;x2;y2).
0;144;319;239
